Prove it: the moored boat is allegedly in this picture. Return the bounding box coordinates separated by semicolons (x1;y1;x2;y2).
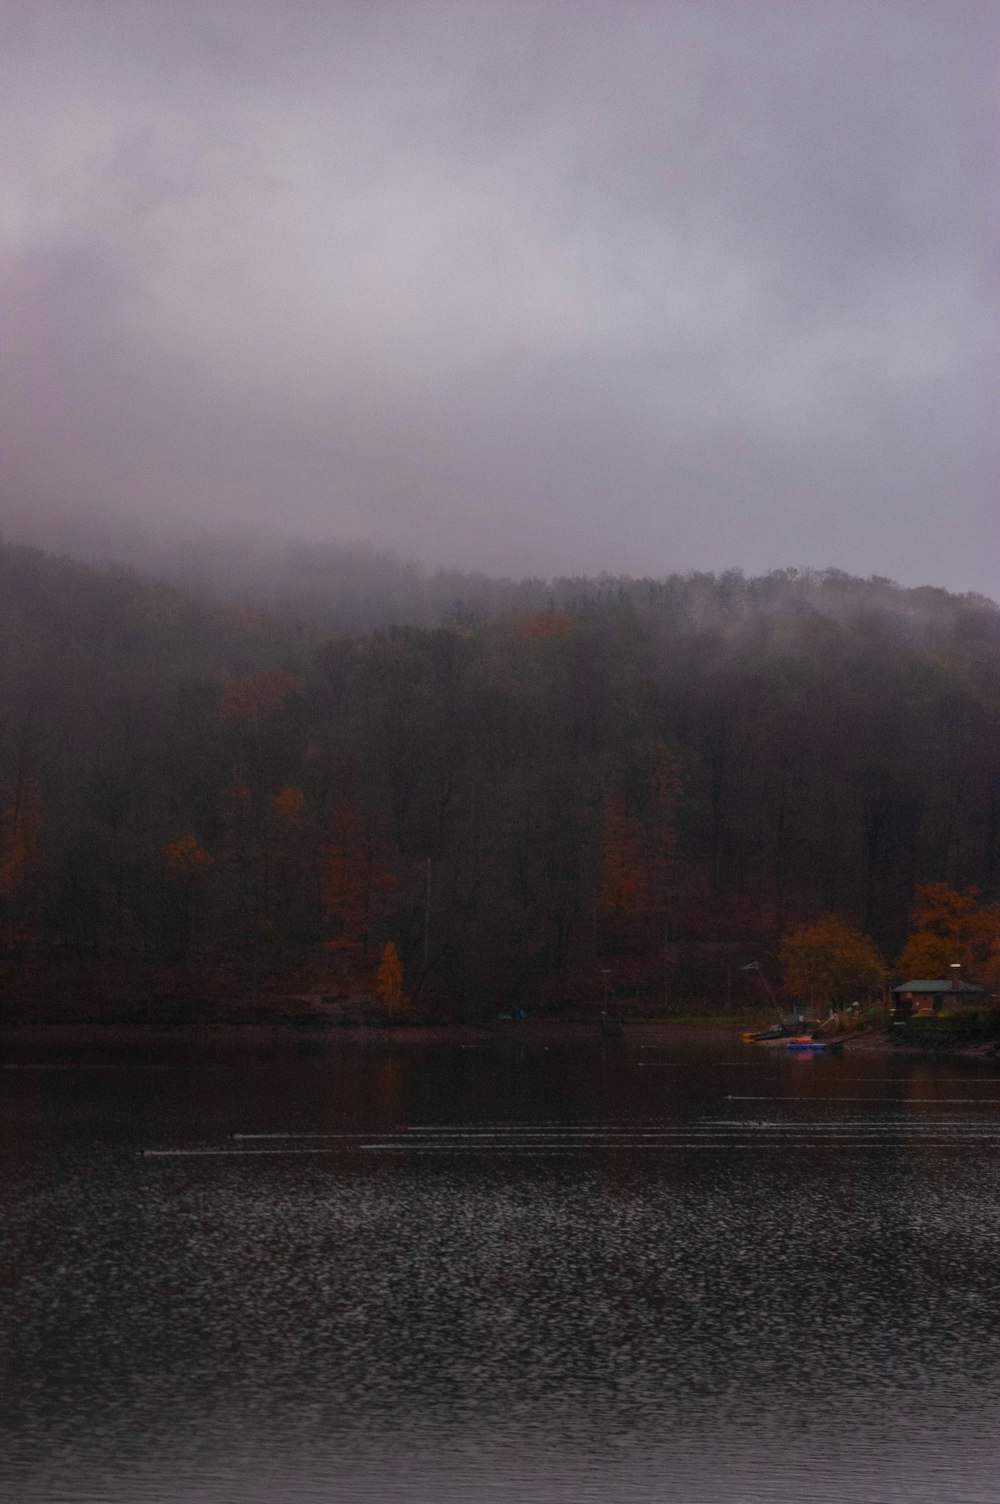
786;1036;843;1054
743;1023;786;1043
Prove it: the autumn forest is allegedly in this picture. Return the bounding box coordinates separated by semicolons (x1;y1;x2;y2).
3;536;1000;1025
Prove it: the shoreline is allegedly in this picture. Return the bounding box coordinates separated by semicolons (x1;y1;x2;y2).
1;1018;997;1060
750;1027;1000;1061
0;1017;742;1048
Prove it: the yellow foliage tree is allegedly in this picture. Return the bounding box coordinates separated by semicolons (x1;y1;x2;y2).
780;917;886;1010
376;941;406;1017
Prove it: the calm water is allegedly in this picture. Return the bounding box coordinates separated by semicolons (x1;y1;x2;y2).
3;1028;1000;1503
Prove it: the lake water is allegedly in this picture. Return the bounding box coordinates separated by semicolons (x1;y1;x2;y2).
3;1027;1000;1503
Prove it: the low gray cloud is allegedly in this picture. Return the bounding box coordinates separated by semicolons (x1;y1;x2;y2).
1;1;995;590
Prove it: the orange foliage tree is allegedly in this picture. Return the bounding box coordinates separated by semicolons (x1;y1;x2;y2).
896;883;1000;988
896;883;984;979
163;834;213;882
375;941;406;1017
780;917;886;1010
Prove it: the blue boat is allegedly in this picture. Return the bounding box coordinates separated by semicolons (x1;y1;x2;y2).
786;1036;843;1054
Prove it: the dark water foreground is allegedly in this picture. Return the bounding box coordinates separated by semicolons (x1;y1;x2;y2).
3;1028;1000;1504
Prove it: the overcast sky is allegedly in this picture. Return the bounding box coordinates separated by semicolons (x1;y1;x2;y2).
1;1;996;590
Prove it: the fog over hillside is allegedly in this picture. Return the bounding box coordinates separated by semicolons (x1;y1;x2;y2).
3;511;997;639
3;530;1000;1024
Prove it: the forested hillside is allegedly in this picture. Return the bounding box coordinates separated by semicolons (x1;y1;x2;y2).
3;537;1000;1022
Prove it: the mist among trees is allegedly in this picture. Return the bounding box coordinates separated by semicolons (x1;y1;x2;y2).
3;532;1000;1023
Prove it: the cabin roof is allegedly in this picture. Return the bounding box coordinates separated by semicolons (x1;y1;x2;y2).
891;979;983;994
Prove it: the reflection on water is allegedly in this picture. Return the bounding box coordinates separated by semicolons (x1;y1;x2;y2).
3;1031;1000;1502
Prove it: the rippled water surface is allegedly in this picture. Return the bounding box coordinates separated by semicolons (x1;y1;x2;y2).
4;1028;1000;1502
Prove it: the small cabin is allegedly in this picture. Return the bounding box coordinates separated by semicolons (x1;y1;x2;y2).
891;978;983;1022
